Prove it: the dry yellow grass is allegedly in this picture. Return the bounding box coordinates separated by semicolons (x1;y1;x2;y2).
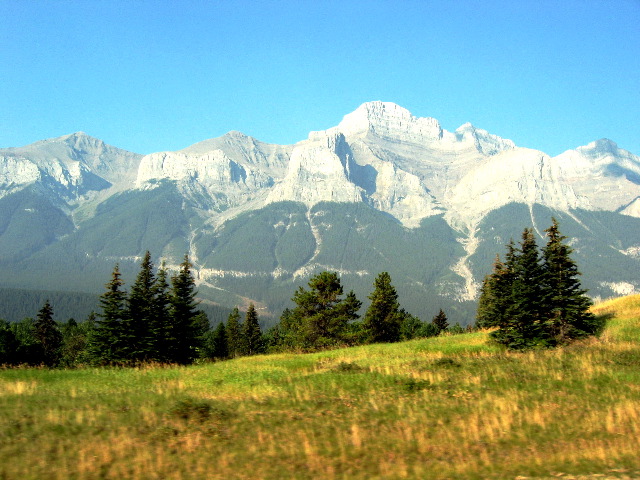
1;295;640;479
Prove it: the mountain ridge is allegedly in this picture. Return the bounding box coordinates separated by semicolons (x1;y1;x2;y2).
1;101;639;323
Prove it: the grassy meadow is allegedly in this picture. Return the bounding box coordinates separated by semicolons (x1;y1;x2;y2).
2;296;640;479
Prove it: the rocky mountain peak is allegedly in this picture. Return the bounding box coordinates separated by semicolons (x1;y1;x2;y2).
332;101;443;142
580;138;619;156
453;122;516;156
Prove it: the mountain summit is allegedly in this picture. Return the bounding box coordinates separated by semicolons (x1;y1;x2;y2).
1;102;639;323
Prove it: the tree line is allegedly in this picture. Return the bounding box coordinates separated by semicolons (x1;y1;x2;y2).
0;255;456;367
206;271;457;360
0;252;207;366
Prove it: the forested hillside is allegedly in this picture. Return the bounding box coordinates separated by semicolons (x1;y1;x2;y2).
0;287;228;324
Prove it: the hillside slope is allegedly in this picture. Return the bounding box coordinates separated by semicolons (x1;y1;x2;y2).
1;295;639;479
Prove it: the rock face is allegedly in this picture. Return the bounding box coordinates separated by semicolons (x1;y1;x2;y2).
136;131;291;210
265;133;364;206
1;102;639;322
0;132;142;203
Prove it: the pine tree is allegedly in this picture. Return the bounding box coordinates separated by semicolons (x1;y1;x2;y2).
0;319;19;365
123;252;157;362
290;271;361;349
431;309;449;333
510;228;546;345
91;265;128;365
34;300;62;367
489;231;547;349
193;311;210;343
541;218;602;345
363;272;403;343
476;256;509;329
225;307;242;358
10;318;40;365
270;308;301;350
168;255;200;364
481;220;603;350
242;303;263;355
211;321;229;359
151;262;172;362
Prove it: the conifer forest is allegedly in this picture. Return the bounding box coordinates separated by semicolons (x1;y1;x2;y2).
0;219;598;367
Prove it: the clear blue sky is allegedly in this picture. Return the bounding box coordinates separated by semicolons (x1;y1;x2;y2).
1;0;639;156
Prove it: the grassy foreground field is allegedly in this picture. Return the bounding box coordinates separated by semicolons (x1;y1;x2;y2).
2;296;640;480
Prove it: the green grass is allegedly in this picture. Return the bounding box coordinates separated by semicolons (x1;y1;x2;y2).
2;297;640;479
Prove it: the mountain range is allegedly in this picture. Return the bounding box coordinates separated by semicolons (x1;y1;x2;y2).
1;101;639;324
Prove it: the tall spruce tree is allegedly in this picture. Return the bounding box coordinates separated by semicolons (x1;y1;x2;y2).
59;318;88;367
91;265;128;365
169;255;199;364
431;309;449;333
491;229;546;349
363;272;402;343
33;300;62;367
151;262;172;362
476;256;510;329
480;220;602;350
211;321;229;359
242;303;263;355
225;307;242;358
123;252;157;362
541;218;602;345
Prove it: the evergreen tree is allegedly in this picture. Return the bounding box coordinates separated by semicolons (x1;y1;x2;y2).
193;311;211;356
211;321;229;359
90;265;128;365
481;220;602;350
10;318;39;365
399;311;438;340
475;256;510;329
123;252;157;362
59;318;88;367
490;230;546;349
151;262;172;362
33;300;62;367
541;218;602;345
363;272;403;343
242;303;263;355
169;255;200;364
431;309;449;333
289;271;361;349
269;308;300;351
225;307;242;358
0;319;19;365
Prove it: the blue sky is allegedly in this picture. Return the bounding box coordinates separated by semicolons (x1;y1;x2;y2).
1;0;639;156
